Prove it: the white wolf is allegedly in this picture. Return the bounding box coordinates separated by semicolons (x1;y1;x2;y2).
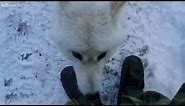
50;1;126;96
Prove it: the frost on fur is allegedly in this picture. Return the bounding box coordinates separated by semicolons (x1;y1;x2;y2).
49;1;126;95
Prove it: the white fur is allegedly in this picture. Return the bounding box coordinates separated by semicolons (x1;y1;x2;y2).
49;2;125;95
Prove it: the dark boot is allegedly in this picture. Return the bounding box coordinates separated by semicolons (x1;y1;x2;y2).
170;83;185;105
117;55;145;105
60;66;87;104
60;66;102;105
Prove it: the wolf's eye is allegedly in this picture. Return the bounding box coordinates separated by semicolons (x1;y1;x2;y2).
72;51;83;61
97;52;107;61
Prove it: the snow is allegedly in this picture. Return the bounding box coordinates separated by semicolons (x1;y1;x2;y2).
0;1;185;105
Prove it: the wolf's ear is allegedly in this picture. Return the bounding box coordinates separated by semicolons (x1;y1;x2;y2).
110;1;126;22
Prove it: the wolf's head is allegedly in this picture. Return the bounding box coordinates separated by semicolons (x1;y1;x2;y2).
51;1;126;96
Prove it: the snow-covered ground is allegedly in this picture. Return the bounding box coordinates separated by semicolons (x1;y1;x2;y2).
0;1;185;105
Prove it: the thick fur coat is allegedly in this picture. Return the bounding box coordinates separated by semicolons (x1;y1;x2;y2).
49;1;126;95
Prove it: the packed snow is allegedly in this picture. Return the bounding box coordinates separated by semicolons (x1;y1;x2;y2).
0;1;185;105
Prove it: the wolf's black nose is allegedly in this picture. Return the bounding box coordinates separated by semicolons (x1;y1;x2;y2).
86;92;102;105
86;92;100;100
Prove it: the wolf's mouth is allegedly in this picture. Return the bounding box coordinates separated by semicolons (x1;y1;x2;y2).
86;92;100;100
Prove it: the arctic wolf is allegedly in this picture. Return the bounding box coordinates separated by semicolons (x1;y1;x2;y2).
50;1;126;96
